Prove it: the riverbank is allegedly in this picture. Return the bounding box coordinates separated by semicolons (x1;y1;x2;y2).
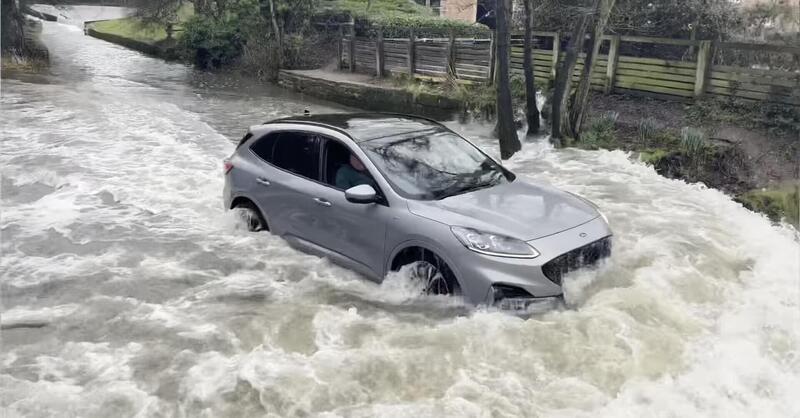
1;18;49;73
581;93;798;225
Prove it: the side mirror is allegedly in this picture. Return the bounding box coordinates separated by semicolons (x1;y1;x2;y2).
345;184;377;204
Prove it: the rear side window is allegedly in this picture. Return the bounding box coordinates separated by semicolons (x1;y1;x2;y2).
271;133;319;180
250;133;278;162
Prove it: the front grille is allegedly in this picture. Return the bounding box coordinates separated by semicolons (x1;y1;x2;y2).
541;236;612;286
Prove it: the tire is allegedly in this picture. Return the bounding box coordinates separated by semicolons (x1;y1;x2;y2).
395;248;461;296
233;200;268;232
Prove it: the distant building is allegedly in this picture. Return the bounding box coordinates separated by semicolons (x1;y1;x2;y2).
441;0;478;22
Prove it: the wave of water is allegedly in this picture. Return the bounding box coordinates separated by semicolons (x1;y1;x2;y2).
2;9;799;417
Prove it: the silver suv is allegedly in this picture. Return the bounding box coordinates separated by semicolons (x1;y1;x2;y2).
223;114;611;311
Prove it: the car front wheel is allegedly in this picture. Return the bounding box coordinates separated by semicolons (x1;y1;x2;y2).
396;249;461;296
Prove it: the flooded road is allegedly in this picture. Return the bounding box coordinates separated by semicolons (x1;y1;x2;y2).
2;7;799;417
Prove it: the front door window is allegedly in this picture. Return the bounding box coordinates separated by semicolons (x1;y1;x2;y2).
322;139;376;191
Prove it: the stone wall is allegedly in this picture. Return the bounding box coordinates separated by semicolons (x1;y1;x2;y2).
277;70;464;120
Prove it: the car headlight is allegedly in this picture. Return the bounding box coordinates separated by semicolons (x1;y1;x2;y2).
451;226;539;258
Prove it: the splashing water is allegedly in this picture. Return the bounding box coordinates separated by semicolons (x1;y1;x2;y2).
2;7;799;417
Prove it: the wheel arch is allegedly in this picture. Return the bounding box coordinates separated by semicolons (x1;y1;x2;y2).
387;240;463;286
230;195;256;210
229;194;270;230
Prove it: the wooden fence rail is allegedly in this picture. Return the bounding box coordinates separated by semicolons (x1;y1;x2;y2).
339;31;800;106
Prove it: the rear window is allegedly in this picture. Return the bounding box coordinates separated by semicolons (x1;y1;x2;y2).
272;133;319;180
250;132;319;180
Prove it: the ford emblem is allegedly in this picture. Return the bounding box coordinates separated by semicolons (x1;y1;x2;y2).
579;232;587;238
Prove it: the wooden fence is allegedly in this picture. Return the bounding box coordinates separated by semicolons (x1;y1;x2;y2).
338;30;800;106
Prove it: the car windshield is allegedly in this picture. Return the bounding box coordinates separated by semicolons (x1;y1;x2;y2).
360;129;513;200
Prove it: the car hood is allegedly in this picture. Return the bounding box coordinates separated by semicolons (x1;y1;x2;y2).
406;180;599;241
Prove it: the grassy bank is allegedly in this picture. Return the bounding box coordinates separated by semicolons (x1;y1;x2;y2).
90;3;193;45
737;185;800;226
574;96;799;226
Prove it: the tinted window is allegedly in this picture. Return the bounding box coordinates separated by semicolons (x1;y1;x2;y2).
249;133;278;161
270;133;319;180
360;129;512;200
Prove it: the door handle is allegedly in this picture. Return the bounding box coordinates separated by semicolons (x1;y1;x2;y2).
313;197;332;207
256;178;271;187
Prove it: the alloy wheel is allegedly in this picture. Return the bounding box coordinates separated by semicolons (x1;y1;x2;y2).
409;260;451;295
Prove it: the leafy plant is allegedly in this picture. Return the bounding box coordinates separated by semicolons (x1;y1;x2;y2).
579;111;619;149
680;126;707;162
595;111;619;131
637;117;658;147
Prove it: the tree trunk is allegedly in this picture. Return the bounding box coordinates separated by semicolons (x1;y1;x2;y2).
1;0;26;56
522;0;540;136
551;11;590;143
570;0;615;137
494;0;521;159
267;0;282;67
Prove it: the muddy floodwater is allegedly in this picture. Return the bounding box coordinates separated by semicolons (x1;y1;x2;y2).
2;6;799;418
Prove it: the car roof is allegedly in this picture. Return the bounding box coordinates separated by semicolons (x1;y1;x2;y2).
265;113;444;142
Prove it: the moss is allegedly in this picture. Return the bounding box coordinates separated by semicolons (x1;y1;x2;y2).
737;186;800;226
640;149;670;165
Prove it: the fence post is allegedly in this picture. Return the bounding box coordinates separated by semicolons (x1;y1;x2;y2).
337;25;344;70
604;35;620;94
408;29;416;75
694;40;712;97
376;29;385;77
550;32;560;83
348;22;356;73
447;31;457;78
488;32;496;84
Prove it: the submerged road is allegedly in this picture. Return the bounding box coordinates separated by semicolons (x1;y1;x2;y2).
2;6;799;417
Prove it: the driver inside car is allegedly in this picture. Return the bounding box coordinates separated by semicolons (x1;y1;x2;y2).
336;154;375;190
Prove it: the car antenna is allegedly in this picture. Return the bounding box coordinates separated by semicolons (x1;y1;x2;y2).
303;108;311;116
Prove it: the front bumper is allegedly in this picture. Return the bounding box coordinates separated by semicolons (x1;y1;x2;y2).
449;216;612;308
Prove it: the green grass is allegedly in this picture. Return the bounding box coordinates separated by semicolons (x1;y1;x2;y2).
91;3;194;44
639;149;670;165
737;185;800;226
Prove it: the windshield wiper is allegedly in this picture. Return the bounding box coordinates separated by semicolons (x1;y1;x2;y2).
433;181;497;200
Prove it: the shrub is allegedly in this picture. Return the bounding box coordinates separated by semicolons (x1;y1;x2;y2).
181;15;244;68
359;15;490;38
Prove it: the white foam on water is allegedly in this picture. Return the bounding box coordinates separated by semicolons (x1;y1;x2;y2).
2;13;799;417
